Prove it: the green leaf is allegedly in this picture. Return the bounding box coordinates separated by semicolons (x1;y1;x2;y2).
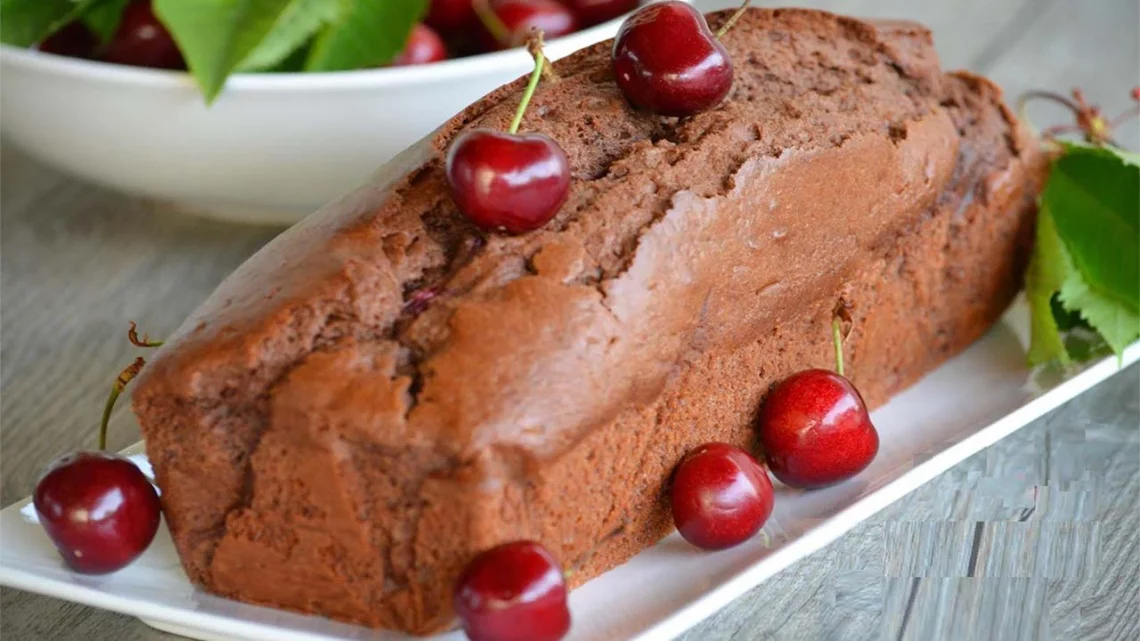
80;0;128;44
236;0;342;72
1050;294;1087;331
1027;143;1140;366
1104;145;1140;168
1047;144;1140;312
1063;328;1113;363
304;0;426;71
0;0;97;47
1059;264;1140;355
1026;207;1073;366
264;38;312;72
154;0;310;103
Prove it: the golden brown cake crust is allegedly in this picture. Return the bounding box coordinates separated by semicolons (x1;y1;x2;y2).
132;8;1046;634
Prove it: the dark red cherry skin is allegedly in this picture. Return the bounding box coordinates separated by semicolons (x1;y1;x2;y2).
37;22;98;59
478;0;578;51
670;443;774;550
454;541;570;641
446;129;571;234
560;0;640;27
612;1;733;116
392;24;448;66
33;452;162;574
102;0;185;70
758;369;880;489
426;0;478;34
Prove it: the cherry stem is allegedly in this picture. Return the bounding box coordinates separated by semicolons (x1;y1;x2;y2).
128;321;164;348
1017;86;1139;148
1110;103;1140;128
473;0;511;46
832;317;845;377
508;32;548;135
99;357;146;451
715;0;753;39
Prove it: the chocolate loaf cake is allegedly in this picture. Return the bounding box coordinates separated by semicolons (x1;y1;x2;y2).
132;8;1046;635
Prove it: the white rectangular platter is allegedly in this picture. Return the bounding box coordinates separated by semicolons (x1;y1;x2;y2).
2;300;1137;641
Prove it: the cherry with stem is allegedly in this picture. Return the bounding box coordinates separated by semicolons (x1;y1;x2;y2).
34;322;165;575
446;31;571;234
757;315;880;490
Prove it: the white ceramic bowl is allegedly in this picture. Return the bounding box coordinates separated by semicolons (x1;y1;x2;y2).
0;1;690;225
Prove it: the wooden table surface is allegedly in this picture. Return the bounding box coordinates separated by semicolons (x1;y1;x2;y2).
2;0;1137;639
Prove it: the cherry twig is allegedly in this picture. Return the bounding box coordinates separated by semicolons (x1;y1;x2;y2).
99;358;145;451
127;321;164;348
1018;86;1140;148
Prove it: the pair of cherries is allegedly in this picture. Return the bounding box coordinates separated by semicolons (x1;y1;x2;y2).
671;321;880;550
445;1;745;235
454;322;880;641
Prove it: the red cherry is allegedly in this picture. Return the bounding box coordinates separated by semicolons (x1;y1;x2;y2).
612;1;733;116
392;24;449;66
478;0;578;51
670;443;774;550
37;22;98;59
33;452;161;574
427;0;478;34
102;0;185;70
446;129;570;233
560;0;640;27
454;541;570;641
758;369;880;489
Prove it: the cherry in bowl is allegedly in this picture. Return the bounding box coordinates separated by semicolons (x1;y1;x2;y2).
427;0;480;34
477;0;578;51
392;24;449;66
102;0;185;70
37;22;98;59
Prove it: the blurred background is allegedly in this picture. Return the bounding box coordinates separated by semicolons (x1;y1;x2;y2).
1;0;1138;639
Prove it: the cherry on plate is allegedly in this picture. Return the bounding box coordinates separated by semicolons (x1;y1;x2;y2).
560;0;640;27
392;24;449;66
37;22;98;59
670;442;774;550
33;451;162;574
757;369;880;489
478;0;578;51
611;1;733;116
102;0;185;70
446;129;570;233
454;540;570;641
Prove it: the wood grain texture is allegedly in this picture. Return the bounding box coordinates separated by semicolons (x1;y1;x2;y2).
2;0;1137;638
